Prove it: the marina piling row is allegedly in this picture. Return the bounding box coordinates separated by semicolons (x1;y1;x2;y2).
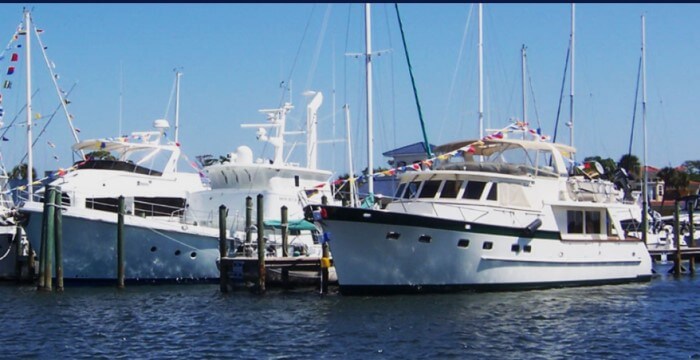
117;196;125;289
37;186;63;292
219;205;228;293
257;194;265;293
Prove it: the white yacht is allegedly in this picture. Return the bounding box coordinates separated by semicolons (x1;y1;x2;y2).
308;127;653;295
185;92;337;258
19;120;222;283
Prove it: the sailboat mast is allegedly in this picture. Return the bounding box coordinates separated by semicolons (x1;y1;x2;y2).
344;104;357;207
365;3;374;195
641;15;649;243
478;3;484;139
24;9;34;201
521;45;527;126
569;3;576;150
174;70;181;145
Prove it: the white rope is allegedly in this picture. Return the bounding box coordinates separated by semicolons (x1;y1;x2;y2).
0;238;14;261
146;226;201;251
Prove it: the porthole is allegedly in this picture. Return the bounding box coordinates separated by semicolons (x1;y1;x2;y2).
150;246;157;252
418;235;432;243
483;241;493;250
175;250;181;256
457;239;470;248
386;231;401;240
190;252;197;259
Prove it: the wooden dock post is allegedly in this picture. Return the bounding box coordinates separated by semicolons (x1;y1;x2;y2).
44;187;56;292
256;194;265;293
117;195;125;289
218;205;229;293
53;188;64;292
689;198;696;274
13;224;23;283
674;200;682;276
281;206;289;287
245;196;253;249
37;186;51;290
320;195;329;294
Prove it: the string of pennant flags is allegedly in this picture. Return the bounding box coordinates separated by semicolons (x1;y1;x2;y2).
313;121;553;191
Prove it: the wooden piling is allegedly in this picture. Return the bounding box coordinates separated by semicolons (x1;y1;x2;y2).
689;198;696;274
257;194;265;293
245;196;253;245
281;206;289;286
674;200;682;276
13;224;23;283
117;195;125;289
218;205;229;293
320;195;329;294
53;188;64;292
37;186;51;290
44;187;56;292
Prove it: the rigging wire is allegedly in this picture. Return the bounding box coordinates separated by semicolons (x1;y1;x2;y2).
394;3;432;158
551;46;570;144
278;4;317;108
627;56;642;157
525;55;542;131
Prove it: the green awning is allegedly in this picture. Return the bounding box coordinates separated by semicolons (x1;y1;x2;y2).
264;219;317;232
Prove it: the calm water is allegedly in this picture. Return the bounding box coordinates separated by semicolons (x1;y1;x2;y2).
2;274;700;359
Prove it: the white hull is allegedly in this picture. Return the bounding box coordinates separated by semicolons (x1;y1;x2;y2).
320;206;652;294
22;202;222;283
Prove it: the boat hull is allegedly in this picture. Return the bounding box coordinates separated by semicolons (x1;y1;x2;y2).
317;206;653;295
21;202;222;283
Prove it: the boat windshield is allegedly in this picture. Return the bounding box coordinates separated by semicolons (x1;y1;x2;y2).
483;143;558;176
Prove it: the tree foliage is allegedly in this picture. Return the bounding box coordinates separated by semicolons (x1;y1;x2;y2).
85;150;117;161
9;163;37;180
618;154;641;179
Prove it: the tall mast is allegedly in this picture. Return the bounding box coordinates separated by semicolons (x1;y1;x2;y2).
478;3;484;139
365;3;374;195
24;9;34;201
521;45;527;126
174;70;181;145
641;14;649;243
569;3;576;150
344;105;356;207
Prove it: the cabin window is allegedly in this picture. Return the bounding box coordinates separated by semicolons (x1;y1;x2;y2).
523;245;532;253
482;241;493;250
440;180;462;198
419;181;441;198
403;181;421;199
585;211;601;234
486;183;498;200
86;197;120;213
463;181;486;200
457;239;470;248
394;183;406;198
567;210;605;235
567;211;584;233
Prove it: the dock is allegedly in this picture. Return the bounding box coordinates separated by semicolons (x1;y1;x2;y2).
219;256;336;291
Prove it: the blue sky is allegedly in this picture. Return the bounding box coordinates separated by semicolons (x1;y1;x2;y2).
0;3;697;179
